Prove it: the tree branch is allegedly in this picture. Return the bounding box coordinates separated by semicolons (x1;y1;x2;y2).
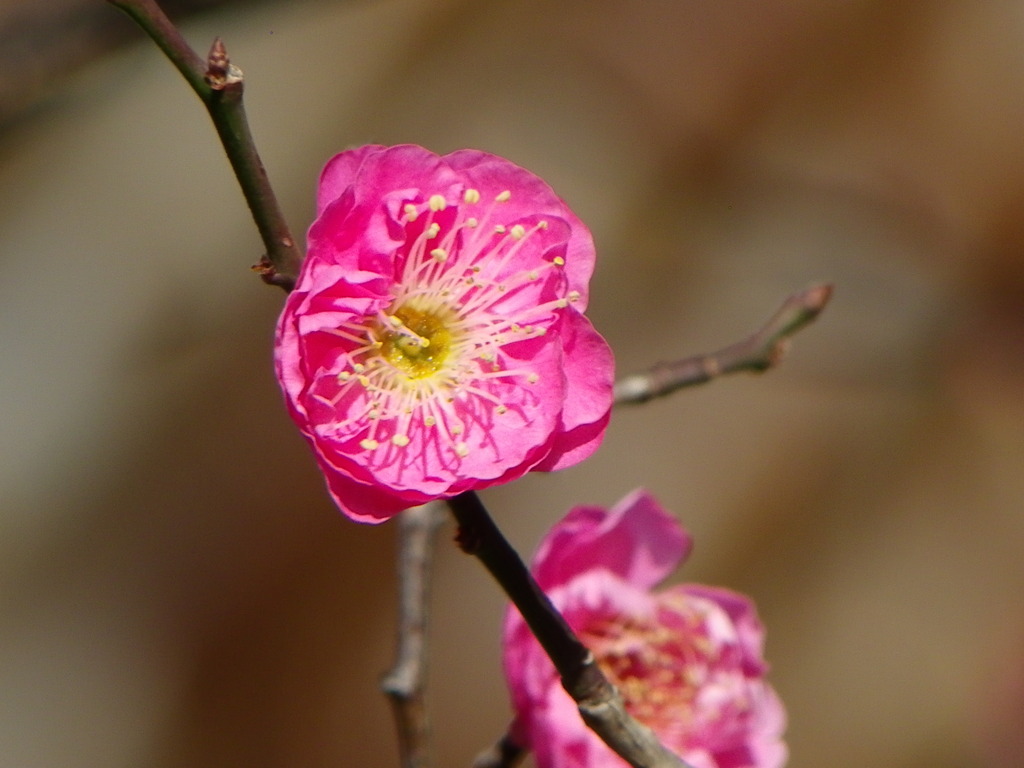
381;502;447;768
447;491;694;768
471;733;526;768
106;0;302;290
614;283;833;405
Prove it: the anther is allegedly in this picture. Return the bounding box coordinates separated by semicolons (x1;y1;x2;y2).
527;373;539;384
494;224;506;234
553;256;565;266
429;194;447;211
360;439;379;450
427;222;441;238
463;188;480;204
392;434;410;447
496;190;511;202
568;290;581;302
455;443;470;458
510;224;526;240
403;203;418;221
431;248;448;262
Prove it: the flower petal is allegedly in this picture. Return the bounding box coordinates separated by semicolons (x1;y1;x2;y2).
532;312;615;472
531;488;691;591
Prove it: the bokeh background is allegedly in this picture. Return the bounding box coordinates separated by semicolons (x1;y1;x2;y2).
2;1;1023;766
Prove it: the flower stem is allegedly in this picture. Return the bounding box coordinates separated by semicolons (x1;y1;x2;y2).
106;0;302;291
447;491;693;768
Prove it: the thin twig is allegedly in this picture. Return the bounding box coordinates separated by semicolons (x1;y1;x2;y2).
106;0;302;290
447;492;694;768
471;732;526;768
614;283;833;405
381;502;447;768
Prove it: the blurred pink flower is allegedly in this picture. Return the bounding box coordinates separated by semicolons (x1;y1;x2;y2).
275;145;614;523
504;490;787;768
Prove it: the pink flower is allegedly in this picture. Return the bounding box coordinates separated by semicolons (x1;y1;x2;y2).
275;145;614;523
504;490;787;768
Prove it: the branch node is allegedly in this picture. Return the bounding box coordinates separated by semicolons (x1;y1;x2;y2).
252;256;296;291
205;36;242;89
702;355;721;378
472;733;526;768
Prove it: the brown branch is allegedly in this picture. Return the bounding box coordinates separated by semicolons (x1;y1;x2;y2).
471;733;526;768
614;283;833;405
448;491;694;768
106;0;302;291
381;502;447;768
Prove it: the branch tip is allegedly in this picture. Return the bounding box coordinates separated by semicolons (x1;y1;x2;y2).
110;0;300;289
205;37;229;85
615;282;833;404
802;282;834;314
205;36;242;89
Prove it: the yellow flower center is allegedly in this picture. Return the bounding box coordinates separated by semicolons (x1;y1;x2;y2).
378;304;454;379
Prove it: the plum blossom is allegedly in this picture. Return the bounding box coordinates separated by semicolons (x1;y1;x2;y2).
275;145;614;523
503;490;787;768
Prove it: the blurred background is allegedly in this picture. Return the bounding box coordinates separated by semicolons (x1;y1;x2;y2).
2;1;1023;766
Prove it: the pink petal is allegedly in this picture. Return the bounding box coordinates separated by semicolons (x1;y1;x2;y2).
532;489;691;591
533;312;615;472
444;149;596;307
